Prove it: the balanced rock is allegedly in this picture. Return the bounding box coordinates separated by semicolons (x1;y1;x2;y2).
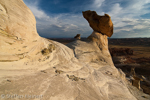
82;10;113;37
74;34;81;39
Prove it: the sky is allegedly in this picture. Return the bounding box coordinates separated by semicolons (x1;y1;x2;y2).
23;0;150;38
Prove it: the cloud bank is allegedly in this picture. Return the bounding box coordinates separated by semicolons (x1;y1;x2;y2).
24;0;150;38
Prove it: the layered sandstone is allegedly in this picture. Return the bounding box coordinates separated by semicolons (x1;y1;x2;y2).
0;0;38;40
0;0;40;61
0;0;149;100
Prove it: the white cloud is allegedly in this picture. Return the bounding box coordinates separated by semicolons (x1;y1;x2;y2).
24;0;91;37
133;25;147;29
106;3;123;19
23;0;150;38
93;0;105;8
113;19;150;38
24;0;50;20
28;5;50;20
96;0;150;38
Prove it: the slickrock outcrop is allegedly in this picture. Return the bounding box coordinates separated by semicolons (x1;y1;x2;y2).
0;0;40;62
0;0;38;40
0;1;149;100
82;10;113;37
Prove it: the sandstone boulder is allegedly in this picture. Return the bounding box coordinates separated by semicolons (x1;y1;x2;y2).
82;10;113;37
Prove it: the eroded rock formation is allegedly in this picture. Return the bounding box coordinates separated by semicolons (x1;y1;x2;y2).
82;10;113;37
74;34;81;39
0;1;149;100
88;31;110;54
0;0;39;62
0;0;38;40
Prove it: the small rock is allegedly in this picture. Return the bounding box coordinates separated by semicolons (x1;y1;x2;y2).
141;96;147;98
105;71;112;75
7;79;11;82
55;70;63;74
74;34;81;40
41;70;47;73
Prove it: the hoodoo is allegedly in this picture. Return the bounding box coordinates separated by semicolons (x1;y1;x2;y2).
74;34;81;39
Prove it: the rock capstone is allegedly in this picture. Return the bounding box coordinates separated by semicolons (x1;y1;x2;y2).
82;10;113;37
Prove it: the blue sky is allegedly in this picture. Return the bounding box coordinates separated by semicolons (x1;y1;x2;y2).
24;0;150;38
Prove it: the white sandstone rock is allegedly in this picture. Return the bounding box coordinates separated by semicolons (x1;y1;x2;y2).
0;0;149;100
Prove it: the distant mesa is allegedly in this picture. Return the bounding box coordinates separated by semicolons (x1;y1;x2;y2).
109;48;133;57
82;10;113;37
74;34;81;39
